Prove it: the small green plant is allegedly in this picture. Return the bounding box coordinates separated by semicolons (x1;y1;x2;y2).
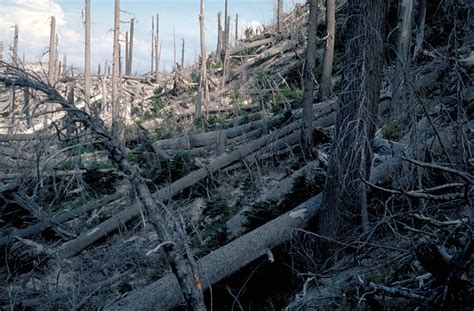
382;119;407;140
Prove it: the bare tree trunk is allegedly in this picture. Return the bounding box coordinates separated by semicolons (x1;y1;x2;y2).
412;0;426;62
151;17;155;74
48;17;56;83
196;0;207;121
173;26;177;70
224;0;229;53
111;0;123;144
127;18;135;75
277;0;284;33
226;15;231;51
235;13;239;43
125;32;129;76
181;38;185;69
157;41;162;76
54;34;59;81
155;13;160;80
13;25;19;64
391;0;414;117
302;0;318;151
318;0;335;102
84;0;91;105
23;88;32;128
217;12;223;52
62;54;67;77
318;0;386;238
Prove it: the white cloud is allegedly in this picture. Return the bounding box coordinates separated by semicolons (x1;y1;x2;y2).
0;0;65;60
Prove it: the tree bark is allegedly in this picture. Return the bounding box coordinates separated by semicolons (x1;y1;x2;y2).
318;0;335;101
235;13;239;43
224;0;229;53
181;38;185;69
318;0;386;237
151;16;155;74
302;0;319;151
84;0;91;105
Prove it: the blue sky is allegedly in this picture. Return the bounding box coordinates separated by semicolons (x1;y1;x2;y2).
0;0;304;73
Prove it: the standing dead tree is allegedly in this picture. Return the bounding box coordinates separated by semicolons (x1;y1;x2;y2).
302;0;319;151
151;16;155;74
318;0;336;101
0;61;207;311
155;13;160;79
84;0;91;106
277;0;284;33
318;0;387;238
126;18;135;75
12;24;19;64
196;0;208;121
48;17;56;83
111;0;123;144
217;12;223;52
181;38;185;69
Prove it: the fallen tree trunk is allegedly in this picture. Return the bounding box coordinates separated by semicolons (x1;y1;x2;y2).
106;195;323;311
227;37;275;56
0;133;49;142
227;160;321;238
0;192;121;247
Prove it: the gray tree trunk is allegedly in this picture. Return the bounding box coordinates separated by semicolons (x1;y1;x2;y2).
217;12;223;52
318;0;386;237
277;0;284;33
412;0;426;62
302;0;318;151
181;38;185;69
151;17;155;74
12;25;19;64
235;13;239;43
84;0;91;105
125;31;129;75
155;13;160;80
48;17;56;83
391;0;414;117
318;0;335;101
127;18;135;75
111;0;123;144
196;0;207;121
224;0;229;52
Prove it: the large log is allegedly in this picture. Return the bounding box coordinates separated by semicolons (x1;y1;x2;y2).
106;195;323;311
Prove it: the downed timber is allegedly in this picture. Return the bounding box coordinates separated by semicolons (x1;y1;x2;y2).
58;117;310;258
226;160;321;238
106;195;323;311
0;133;49;142
154;99;336;151
227;37;275;56
0;192;121;247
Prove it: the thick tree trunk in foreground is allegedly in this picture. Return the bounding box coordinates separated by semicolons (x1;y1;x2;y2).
302;0;319;151
84;0;91;105
318;0;386;237
217;12;223;52
277;0;284;33
127;18;135;75
318;0;336;101
106;195;323;311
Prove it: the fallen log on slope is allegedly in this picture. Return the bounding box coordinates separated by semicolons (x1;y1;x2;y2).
106;195;323;311
58;118;308;258
226;160;321;238
0;192;121;247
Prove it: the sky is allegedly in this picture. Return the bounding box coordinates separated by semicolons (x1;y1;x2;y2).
0;0;305;74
